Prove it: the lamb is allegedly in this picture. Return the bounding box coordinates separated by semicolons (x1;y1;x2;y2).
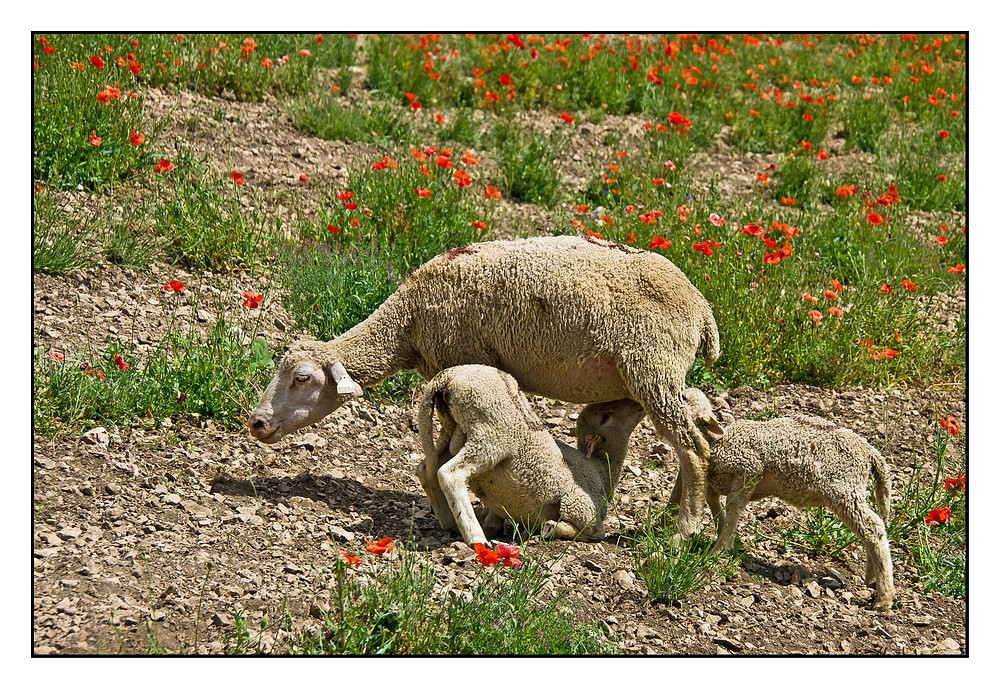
248;235;720;538
415;364;646;545
682;388;895;610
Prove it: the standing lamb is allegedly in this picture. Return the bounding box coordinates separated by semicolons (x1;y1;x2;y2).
415;364;646;545
682;388;895;610
248;235;720;538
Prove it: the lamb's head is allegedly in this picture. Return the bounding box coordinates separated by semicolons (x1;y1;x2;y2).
248;343;360;444
577;399;647;457
681;387;726;447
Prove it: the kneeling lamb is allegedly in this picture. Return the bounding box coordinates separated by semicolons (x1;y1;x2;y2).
415;364;646;546
683;388;895;610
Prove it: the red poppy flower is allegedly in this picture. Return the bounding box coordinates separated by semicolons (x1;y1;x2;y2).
435;155;453;169
242;291;264;309
808;309;823;323
560;112;575;123
153;159;175;173
925;507;951;526
339;550;361;567
163;280;186;293
89;130;102;146
46;348;64;361
709;213;725;227
648;236;670;249
498;73;511;85
366;537;394;555
462;151;480;165
879;284;893;294
939;130;949;139
576;205;590;212
474;542;499;567
781;197;796;205
130;130;145;146
832;278;843;293
586;229;603;239
483;185;502;199
939;416;961;436
828;306;843;318
299;174;308;183
494;543;522;567
823;290;838;300
901;279;918;293
947;264;966;274
230;171;244;185
337;191;354;201
471;220;487;230
410;101;422;111
936;235;948;246
113;354;129;371
867;212;885;225
328;225;340;234
415;187;432;198
90;55;104;69
802;292;819;304
944;474;966;492
740;223;764;237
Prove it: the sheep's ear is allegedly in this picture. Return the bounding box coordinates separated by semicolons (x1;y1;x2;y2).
584;433;601;458
329;362;359;396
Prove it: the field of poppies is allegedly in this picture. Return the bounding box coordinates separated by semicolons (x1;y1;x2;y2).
33;33;967;655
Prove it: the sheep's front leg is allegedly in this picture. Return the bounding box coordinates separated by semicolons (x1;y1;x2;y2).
437;442;504;546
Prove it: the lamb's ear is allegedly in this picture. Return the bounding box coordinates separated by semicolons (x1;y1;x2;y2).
329;362;359;396
699;413;725;441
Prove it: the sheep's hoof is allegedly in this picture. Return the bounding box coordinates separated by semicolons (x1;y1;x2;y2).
541;520;559;540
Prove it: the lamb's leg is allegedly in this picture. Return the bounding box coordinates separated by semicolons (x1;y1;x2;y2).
707;485;725;535
437;442;505;546
828;494;895;611
541;487;605;542
415;413;460;532
710;478;753;554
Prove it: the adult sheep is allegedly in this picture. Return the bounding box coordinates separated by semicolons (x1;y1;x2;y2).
247;235;720;537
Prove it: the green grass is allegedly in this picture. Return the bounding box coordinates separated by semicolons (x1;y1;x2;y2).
629;508;740;604
221;539;619;655
33;288;275;436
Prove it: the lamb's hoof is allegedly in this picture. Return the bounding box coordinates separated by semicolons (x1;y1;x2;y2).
872;596;894;612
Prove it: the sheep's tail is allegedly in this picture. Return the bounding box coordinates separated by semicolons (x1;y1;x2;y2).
700;311;721;365
871;448;892;521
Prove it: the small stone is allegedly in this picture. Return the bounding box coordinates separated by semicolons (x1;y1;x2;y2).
35;457;57;470
636;624;661;640
326;526;354;543
162;494;181;505
936;638;961;653
626;465;642;477
212;611;233;626
714;636;744;652
910;615;934;627
805;580;823;599
81;427;109;446
57;527;82;541
582;560;603;573
293;433;327;451
613;570;635;590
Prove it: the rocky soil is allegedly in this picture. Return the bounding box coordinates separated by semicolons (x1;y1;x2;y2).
32;70;967;657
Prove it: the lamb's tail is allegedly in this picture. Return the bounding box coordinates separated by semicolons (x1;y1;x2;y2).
416;376;453;461
871;448;892;522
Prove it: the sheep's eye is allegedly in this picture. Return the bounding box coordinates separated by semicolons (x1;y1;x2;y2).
294;372;311;384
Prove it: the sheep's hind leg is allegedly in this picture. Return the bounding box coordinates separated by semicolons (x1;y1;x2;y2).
622;367;709;539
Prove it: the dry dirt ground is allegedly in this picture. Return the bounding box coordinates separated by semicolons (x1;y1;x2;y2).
32;82;967;656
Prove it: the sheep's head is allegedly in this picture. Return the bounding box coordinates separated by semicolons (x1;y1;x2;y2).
248;345;360;443
682;387;726;447
577;399;647;457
